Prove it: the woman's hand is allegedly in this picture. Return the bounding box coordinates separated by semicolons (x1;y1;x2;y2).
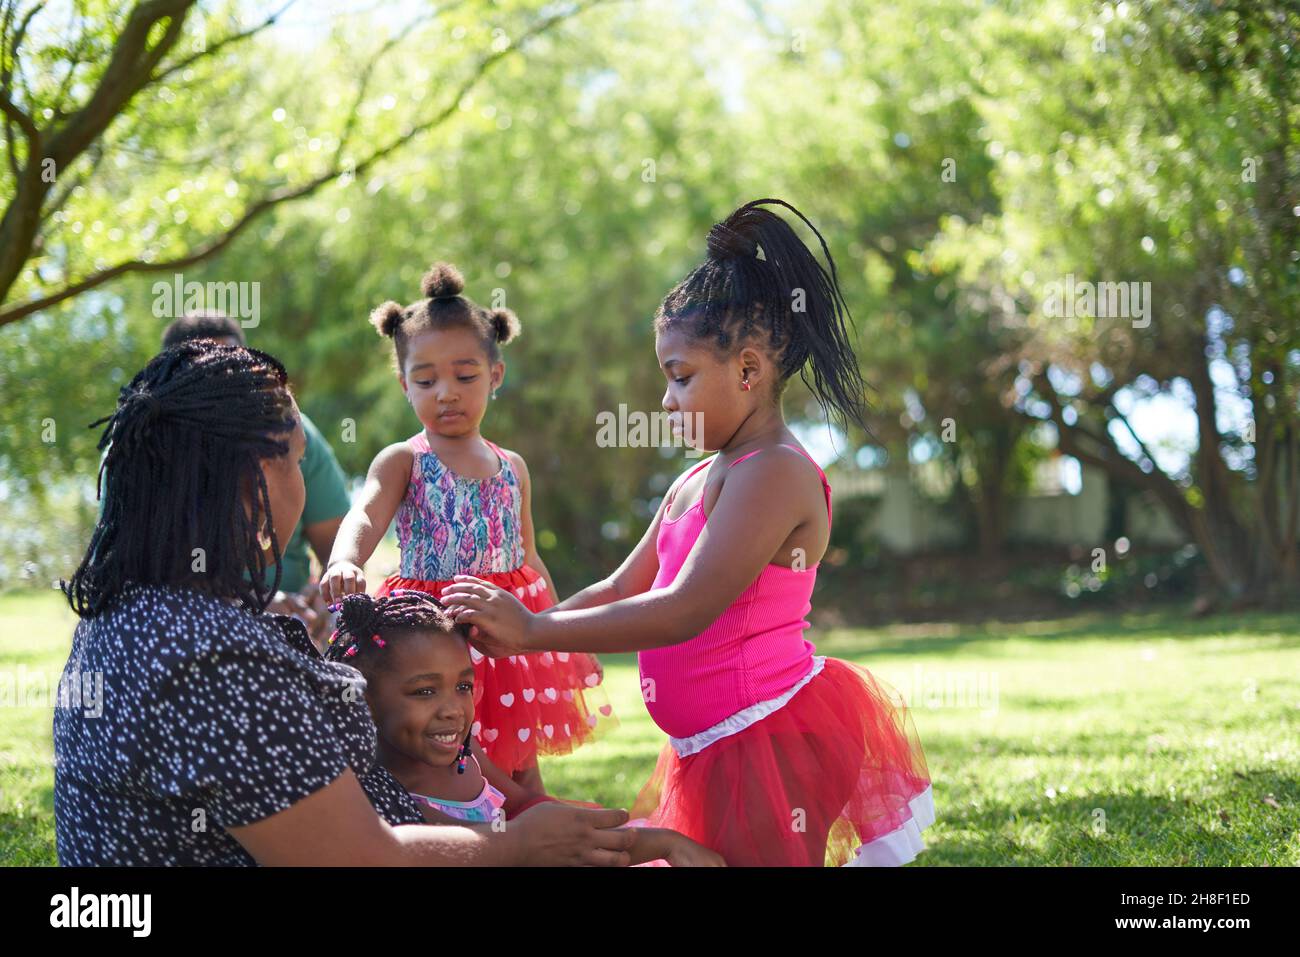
439;575;534;656
320;561;365;604
298;583;333;644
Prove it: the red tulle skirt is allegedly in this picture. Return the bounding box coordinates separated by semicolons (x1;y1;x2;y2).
630;656;934;866
377;566;617;775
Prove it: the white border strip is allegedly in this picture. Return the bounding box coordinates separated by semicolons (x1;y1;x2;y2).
668;656;827;758
841;784;936;867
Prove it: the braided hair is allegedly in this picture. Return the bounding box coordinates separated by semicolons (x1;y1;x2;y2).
370;262;521;369
63;340;297;618
655;198;871;432
323;590;466;668
327;591;478;773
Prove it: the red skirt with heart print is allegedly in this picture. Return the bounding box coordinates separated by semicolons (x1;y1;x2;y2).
377;564;617;775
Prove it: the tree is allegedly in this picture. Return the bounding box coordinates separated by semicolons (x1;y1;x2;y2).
0;0;750;589
737;0;1039;560
931;0;1300;606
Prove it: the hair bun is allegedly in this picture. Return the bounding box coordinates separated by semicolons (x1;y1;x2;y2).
336;592;380;638
488;307;521;345
369;301;405;338
422;262;465;299
111;389;165;451
706;220;759;260
124;389;163;424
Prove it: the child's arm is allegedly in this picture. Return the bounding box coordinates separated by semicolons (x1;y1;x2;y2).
445;448;816;656
504;447;608;676
624;826;726;866
321;442;412;602
539;463;694;614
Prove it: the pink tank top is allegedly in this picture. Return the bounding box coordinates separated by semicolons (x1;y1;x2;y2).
638;444;832;739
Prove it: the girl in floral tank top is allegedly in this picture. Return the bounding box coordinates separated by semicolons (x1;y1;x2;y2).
324;262;615;789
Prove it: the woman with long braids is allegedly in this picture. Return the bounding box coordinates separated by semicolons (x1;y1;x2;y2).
443;198;936;866
53;339;635;866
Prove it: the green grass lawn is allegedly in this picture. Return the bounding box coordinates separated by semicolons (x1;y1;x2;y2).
2;589;1297;866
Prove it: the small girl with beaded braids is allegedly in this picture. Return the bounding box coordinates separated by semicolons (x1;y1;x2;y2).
324;590;545;823
323;262;616;795
326;591;724;865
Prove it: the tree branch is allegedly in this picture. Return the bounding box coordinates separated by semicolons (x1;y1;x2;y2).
1033;367;1251;592
1103;400;1162;474
1;1;42;98
50;0;89;118
0;86;35;139
336;7;443;159
39;138;103;218
1031;369;1190;515
1;1;40;178
0;0;197;302
146;0;296;88
0;0;615;327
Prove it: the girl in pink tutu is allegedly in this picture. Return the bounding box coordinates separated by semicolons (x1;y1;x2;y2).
322;262;616;793
443;198;935;866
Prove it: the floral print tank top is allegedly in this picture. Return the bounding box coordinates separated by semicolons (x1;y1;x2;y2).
409;756;508;823
395;432;526;580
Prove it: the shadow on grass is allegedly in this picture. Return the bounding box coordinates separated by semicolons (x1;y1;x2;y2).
928;761;1300;866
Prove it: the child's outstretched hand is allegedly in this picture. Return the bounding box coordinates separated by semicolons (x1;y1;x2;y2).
664;835;727;867
440;575;533;655
625;826;727;867
320;561;366;604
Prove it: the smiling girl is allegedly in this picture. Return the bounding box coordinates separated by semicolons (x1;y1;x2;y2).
327;590;554;824
324;590;723;867
322;263;615;793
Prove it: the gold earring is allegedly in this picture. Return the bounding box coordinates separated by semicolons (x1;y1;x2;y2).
258;524;272;551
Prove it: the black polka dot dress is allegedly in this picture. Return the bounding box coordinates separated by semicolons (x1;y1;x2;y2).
53;583;425;865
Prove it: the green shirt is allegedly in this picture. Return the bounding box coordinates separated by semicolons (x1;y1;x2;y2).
95;411;352;594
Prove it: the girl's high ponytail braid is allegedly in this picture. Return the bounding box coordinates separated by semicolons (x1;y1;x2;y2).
657;198;872;435
718;198;871;433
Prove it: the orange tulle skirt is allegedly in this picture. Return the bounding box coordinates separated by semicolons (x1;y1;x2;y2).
378;565;618;776
630;656;934;866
